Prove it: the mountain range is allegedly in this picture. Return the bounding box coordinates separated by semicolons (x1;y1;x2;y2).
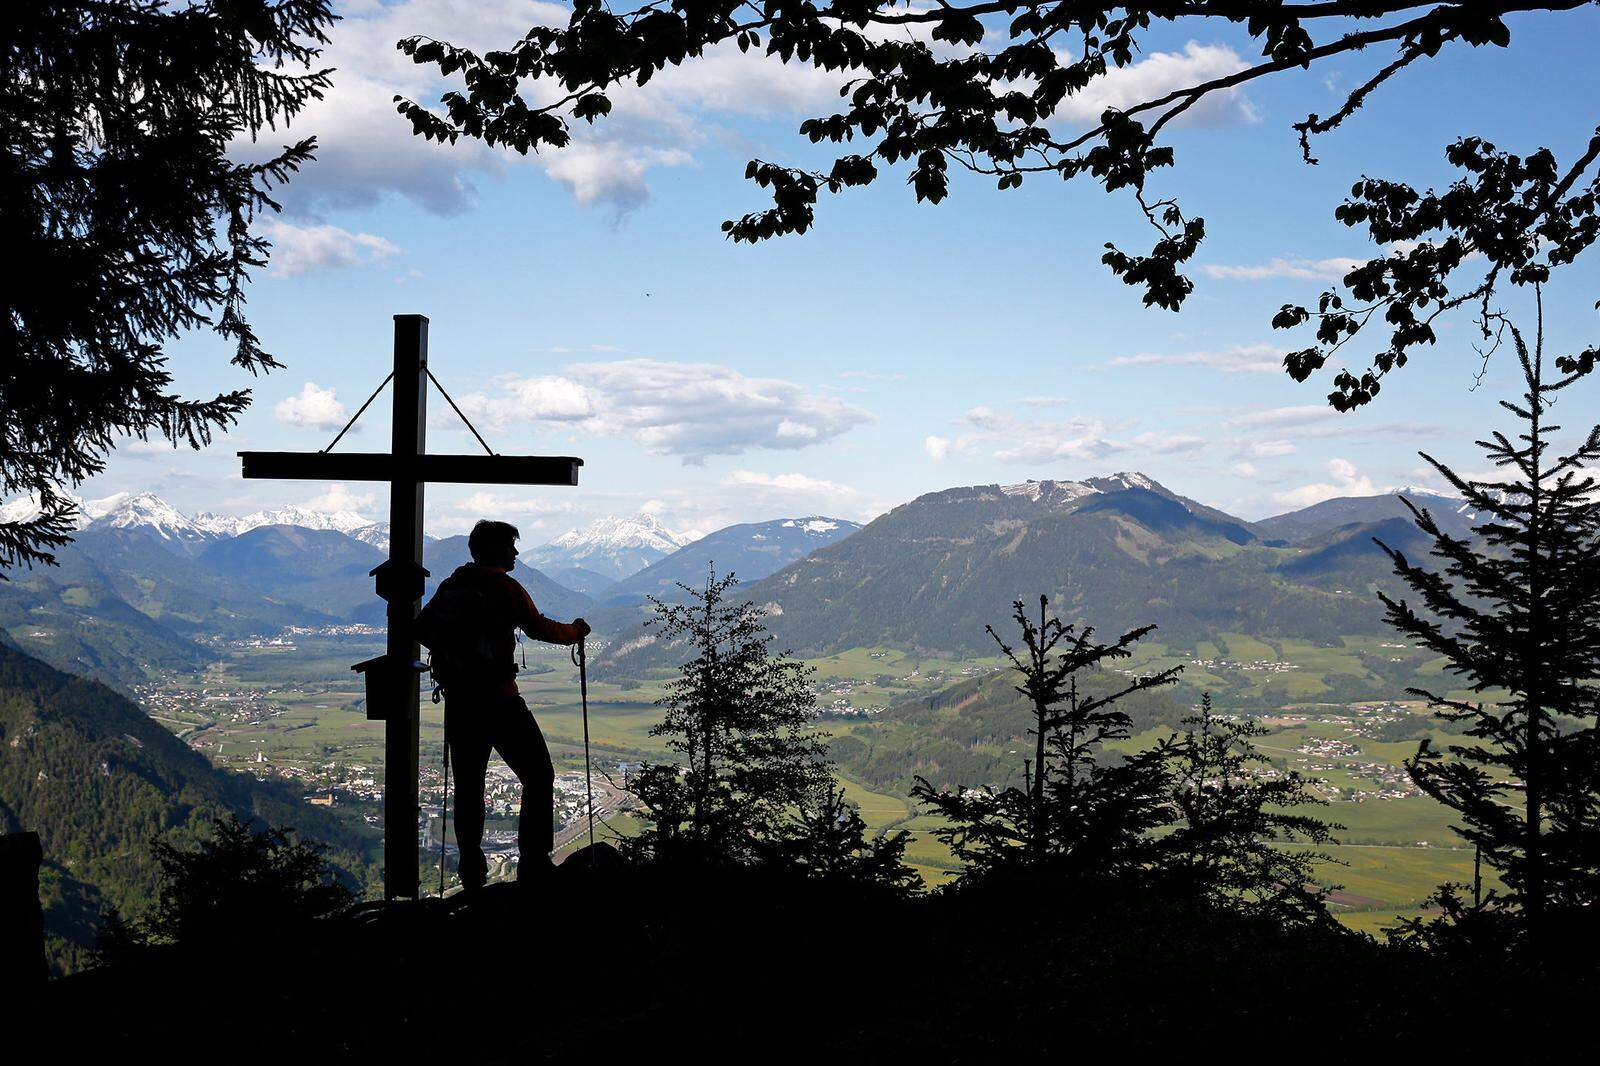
519;512;692;582
0;475;1468;687
597;473;1466;674
597;516;863;606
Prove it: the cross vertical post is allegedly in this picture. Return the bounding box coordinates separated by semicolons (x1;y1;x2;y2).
384;314;427;900
239;313;585;901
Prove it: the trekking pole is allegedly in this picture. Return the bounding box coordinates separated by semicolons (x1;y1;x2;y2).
573;637;596;852
440;706;450;895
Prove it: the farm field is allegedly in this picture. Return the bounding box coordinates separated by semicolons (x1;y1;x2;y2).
135;633;1479;928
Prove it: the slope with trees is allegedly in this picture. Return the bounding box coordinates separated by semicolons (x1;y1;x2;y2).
0;639;377;974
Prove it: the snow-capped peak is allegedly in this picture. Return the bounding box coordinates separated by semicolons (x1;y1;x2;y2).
998;479;1103;505
93;492;211;541
195;505;376;537
522;512;692;581
0;490;133;530
2;488;392;548
544;512;690;555
778;517;846;536
999;472;1165;506
1084;471;1162;494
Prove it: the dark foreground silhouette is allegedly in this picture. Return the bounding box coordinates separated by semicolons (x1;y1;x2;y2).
420;520;590;890
31;858;1600;1063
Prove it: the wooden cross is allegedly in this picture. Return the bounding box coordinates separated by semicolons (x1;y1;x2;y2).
241;315;583;899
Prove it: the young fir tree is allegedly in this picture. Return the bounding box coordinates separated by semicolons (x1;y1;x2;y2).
912;595;1179;883
781;783;920;893
97;815;351;962
628;569;831;864
1378;308;1600;948
1156;694;1339;925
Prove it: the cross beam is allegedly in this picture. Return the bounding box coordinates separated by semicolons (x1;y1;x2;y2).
240;453;582;485
239;314;583;899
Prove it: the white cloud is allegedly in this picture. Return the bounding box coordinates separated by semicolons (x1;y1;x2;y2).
962;407;1128;465
1052;42;1261;129
1201;256;1364;282
839;370;905;382
1230;461;1260;478
304;483;377;513
261;218;400;276
259;5;1258;220
1127;432;1207;455
427;489;582;536
725;470;858;496
1018;396;1073;407
472;375;598;423
119;439;178;457
462;359;872;462
1108;344;1286;375
246;1;563;216
256;0;843;218
1250;439;1298;458
274;383;349;431
1272;458;1380;509
925;404;1220;467
1227;404;1332;429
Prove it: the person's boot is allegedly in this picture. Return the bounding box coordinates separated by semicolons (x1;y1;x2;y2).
458;848;488;893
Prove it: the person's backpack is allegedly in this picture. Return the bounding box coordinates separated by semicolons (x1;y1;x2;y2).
416;577;500;690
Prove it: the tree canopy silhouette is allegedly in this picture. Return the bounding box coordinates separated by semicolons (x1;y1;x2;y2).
1377;298;1600;953
1157;693;1338;926
627;568;833;863
912;595;1179;881
0;0;334;571
397;1;1600;411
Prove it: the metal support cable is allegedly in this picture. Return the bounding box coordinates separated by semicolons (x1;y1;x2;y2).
321;371;394;453
426;368;495;456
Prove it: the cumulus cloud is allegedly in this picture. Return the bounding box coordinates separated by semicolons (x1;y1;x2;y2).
424;488;587;535
255;0;843;219
461;359;872;462
962;406;1128;465
1126;431;1207;455
1230;461;1260;478
1201;256;1364;282
1272;458;1381;509
257;4;1259;220
274;383;349;431
725;470;858;496
1227;404;1332;429
304;483;377;513
1107;344;1286;375
924;404;1222;467
261;218;400;276
1051;42;1260;128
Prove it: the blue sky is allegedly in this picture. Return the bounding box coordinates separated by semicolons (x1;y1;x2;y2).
85;1;1600;541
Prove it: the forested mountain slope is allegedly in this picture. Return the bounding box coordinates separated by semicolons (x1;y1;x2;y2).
0;639;377;974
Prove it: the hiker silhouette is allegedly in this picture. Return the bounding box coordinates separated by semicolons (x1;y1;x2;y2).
417;520;589;889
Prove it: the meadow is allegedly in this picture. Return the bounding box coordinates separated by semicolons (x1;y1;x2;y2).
139;632;1481;932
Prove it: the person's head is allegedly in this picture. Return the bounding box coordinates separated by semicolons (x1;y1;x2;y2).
468;520;520;570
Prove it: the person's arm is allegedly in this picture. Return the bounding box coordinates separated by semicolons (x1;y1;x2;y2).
503;575;588;645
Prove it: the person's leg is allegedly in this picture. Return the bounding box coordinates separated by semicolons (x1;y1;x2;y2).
487;694;556;872
447;697;492;891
